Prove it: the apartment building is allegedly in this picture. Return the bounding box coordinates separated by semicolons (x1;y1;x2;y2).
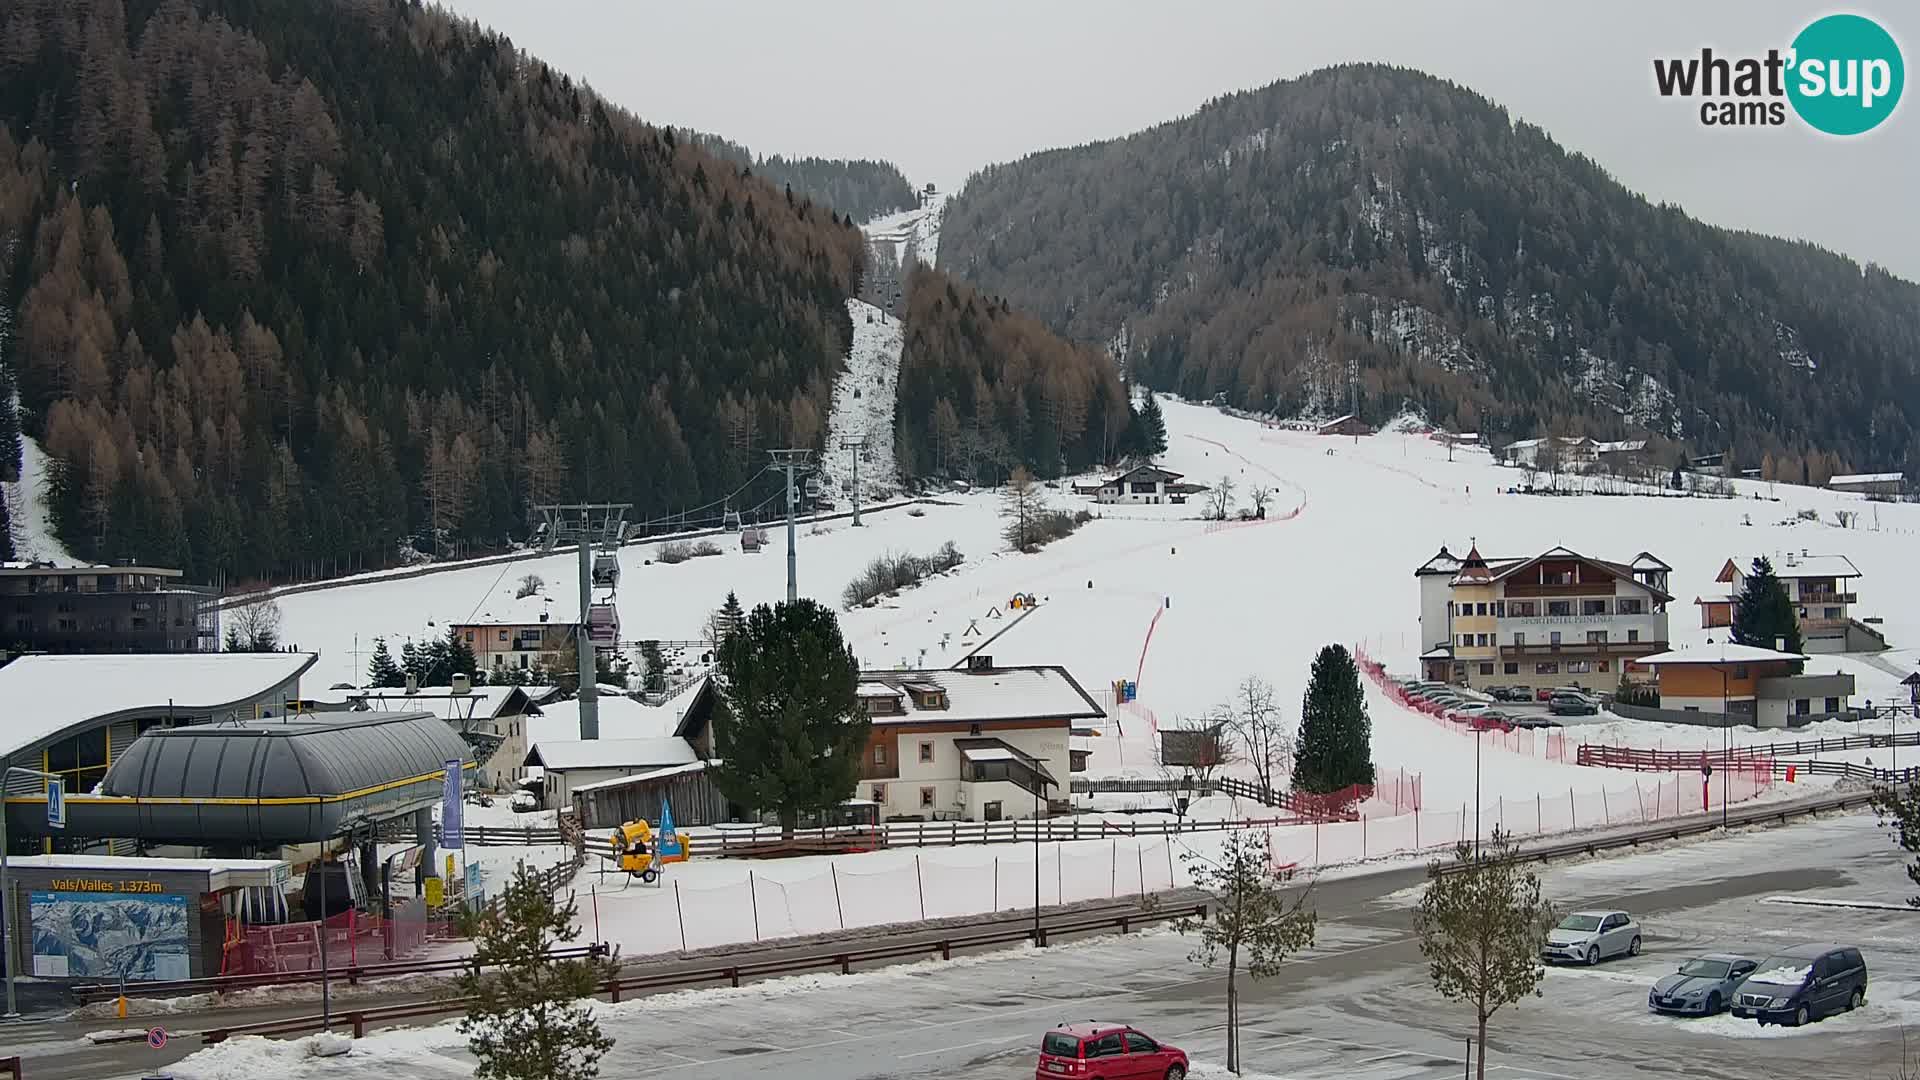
1695;552;1885;653
1416;544;1672;691
0;562;218;654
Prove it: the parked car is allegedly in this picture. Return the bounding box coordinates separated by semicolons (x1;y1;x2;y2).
1731;944;1868;1027
1542;910;1641;965
1038;1023;1188;1079
1510;715;1563;730
1649;953;1758;1015
1549;692;1600;716
1450;702;1492;715
1488;685;1532;702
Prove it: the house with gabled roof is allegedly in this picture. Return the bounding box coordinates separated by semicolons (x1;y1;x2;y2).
1415;543;1671;689
1695;552;1886;653
1096;464;1187;505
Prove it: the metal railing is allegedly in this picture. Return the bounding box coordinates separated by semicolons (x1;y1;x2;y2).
68;944;611;1004
200;902;1208;1045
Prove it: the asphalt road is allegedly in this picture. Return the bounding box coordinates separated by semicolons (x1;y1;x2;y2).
55;805;1913;1080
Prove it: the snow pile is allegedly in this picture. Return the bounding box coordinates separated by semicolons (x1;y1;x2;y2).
819;298;903;502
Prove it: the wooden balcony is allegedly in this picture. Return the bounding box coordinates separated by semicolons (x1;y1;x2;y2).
1503;580;1617;598
1499;640;1668;659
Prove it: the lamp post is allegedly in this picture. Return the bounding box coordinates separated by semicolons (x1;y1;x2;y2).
1900;672;1920;784
1031;759;1052;947
1721;666;1729;830
1;764;61;1021
1473;728;1483;859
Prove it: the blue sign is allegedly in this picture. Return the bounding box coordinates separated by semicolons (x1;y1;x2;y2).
657;798;682;858
46;777;65;830
441;759;464;849
464;860;484;911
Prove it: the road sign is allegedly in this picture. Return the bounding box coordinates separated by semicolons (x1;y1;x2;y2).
46;777;65;830
425;876;445;909
146;1026;167;1049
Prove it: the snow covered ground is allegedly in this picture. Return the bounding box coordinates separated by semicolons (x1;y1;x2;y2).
863;191;947;270
818;298;904;502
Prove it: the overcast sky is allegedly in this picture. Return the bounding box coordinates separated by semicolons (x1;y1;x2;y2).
438;1;1918;281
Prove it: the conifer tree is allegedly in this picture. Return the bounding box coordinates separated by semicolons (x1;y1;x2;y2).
367;636;404;687
400;639;425;684
1136;393;1169;459
708;599;867;836
638;640;667;693
1730;556;1803;668
455;864;616;1080
1294;643;1375;793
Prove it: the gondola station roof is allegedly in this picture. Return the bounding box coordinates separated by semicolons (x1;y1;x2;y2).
9;711;474;845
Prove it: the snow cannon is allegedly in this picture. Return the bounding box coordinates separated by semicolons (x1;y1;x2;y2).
609;819;691;882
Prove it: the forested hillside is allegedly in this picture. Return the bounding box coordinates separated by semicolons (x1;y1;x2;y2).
0;0;865;582
679;130;916;224
942;64;1920;477
894;265;1131;484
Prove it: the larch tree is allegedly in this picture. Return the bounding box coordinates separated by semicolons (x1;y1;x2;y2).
1000;465;1046;552
708;599;868;836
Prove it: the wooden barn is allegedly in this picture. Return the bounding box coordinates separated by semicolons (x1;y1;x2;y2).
570;761;740;830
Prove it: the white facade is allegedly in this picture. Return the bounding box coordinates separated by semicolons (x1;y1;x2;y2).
859;725;1071;821
1096;466;1185;505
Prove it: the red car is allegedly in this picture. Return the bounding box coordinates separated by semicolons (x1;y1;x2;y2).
1037;1022;1188;1079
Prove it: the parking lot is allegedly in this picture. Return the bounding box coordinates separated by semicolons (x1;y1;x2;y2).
136;810;1914;1080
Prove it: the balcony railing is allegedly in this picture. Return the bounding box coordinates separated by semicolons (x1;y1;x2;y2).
1796;591;1856;605
1501;581;1618;598
1498;640;1668;658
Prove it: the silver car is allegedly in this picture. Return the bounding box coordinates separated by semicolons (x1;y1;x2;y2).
1542;910;1642;965
1648;953;1757;1015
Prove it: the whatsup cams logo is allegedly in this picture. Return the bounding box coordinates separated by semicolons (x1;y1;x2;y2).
1653;13;1904;134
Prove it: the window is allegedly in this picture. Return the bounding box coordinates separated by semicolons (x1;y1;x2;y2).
1824;697;1841;714
56;617;77;631
1087;1034;1123;1058
918;741;934;763
518;654;528;669
498;630;509;642
1476;603;1488;616
1548;601;1572;616
1129;480;1157;494
1513;632;1526;646
465;630;475;643
919;786;936;808
1479;663;1495;676
1823;607;1841;619
1616;597;1644;615
1503;663;1520;675
1475;634;1489;647
1587;630;1608;644
871;783;886;803
1627;629;1640;643
1493;601;1506;618
1733;665;1749;679
1460;634;1472;647
130;617;146;629
1510;601;1537;617
1124;1033;1159;1054
1597;661;1611;672
1566;661;1591;674
1535;662;1559;675
1582;600;1608;616
1549;631;1562;645
873;744;888;765
1794;699;1811;716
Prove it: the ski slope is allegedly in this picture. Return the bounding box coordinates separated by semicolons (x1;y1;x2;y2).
818;299;903;502
277;396;1920;798
863;191;947;270
3;433;79;565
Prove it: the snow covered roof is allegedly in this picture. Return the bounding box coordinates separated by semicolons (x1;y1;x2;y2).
571;760;708;794
1480;546;1675;602
524;694;680;746
1451;545;1493;585
1102;465;1185;484
1630;552;1672;572
450;583;610;627
348;685;535;719
523;737;699;771
1634;643;1808;666
856;665;1105;726
1413;546;1462;577
0;652;318;758
1721;554;1861;582
1828;472;1904;485
1593;439;1648;453
857;681;903;698
3;853;290;889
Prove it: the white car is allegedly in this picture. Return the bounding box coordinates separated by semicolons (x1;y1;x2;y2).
1542;910;1642;965
1451;702;1492;715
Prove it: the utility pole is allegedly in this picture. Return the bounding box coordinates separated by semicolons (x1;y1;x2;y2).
768;450;814;604
534;503;630;740
840;433;868;526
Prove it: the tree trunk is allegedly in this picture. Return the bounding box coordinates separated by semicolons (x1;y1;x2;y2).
1226;946;1239;1073
1475;1011;1488;1080
779;805;798;840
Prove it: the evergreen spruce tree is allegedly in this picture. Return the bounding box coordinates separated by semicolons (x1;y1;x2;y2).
1294;643;1375;794
718;591;745;642
400;639;426;684
367;637;405;687
455;864;617;1080
0;491;13;561
0;364;20;484
708;599;868;836
446;626;480;682
1136;393;1169;459
1730;556;1804;668
638;640;667;693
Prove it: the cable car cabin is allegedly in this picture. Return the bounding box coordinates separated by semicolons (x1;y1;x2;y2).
804;477;824;500
608;819;691;882
723;508;743;532
741;527;765;553
591;552;620;587
586;602;620;644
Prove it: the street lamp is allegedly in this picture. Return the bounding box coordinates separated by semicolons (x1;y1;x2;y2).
1;764;62;1021
1473;728;1483;860
1031;758;1051;947
1721;666;1729;830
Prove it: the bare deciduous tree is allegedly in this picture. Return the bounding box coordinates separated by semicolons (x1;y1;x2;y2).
1248;485;1274;518
1208;474;1237;520
1220;676;1292;800
223;595;283;652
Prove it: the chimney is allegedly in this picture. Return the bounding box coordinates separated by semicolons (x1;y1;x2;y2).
405;672;419;695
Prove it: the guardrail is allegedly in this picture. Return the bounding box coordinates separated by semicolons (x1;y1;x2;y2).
1576;744;1920;784
69;944;613;1004
1436;790;1874;875
689;814;1318;856
201;902;1209;1045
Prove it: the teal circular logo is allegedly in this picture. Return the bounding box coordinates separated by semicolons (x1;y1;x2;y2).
1787;14;1904;135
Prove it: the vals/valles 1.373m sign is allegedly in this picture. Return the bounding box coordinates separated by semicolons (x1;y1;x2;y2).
1653;13;1904;134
